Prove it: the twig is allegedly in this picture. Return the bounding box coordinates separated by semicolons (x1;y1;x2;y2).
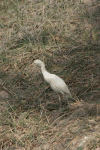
9;127;24;145
2;85;14;96
51;111;73;126
40;104;50;124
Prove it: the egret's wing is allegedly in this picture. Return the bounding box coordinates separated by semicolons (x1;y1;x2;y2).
50;74;71;96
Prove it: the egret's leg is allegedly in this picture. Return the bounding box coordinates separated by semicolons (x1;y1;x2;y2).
58;95;61;108
64;94;69;104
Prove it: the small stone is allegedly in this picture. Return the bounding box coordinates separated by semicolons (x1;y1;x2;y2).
0;90;9;98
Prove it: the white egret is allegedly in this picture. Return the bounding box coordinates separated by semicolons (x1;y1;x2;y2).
33;59;72;107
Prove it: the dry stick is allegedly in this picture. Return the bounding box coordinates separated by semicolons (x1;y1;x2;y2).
80;82;95;96
9;127;24;145
49;119;79;149
33;85;50;102
2;84;15;96
51;111;73;126
97;104;99;118
0;129;10;139
64;139;75;150
1;141;3;150
2;73;20;95
4;66;10;72
2;139;11;149
41;126;58;134
40;103;50;124
7;100;17;116
47;123;70;150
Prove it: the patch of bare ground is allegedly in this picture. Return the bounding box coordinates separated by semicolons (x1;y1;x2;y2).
0;0;100;149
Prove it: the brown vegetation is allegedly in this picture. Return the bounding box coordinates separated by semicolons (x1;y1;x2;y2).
0;0;100;149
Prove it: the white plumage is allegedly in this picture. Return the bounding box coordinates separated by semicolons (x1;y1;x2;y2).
33;60;72;105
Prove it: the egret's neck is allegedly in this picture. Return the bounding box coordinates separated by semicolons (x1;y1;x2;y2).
41;64;50;77
40;63;51;84
41;64;47;74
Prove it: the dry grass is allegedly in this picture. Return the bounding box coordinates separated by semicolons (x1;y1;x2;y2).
0;0;100;149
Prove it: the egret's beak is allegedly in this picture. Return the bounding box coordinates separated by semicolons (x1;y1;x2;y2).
30;63;34;67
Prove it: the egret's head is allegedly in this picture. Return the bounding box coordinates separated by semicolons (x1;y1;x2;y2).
33;59;44;67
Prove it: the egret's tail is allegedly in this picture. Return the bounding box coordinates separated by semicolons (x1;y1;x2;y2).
65;92;72;98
